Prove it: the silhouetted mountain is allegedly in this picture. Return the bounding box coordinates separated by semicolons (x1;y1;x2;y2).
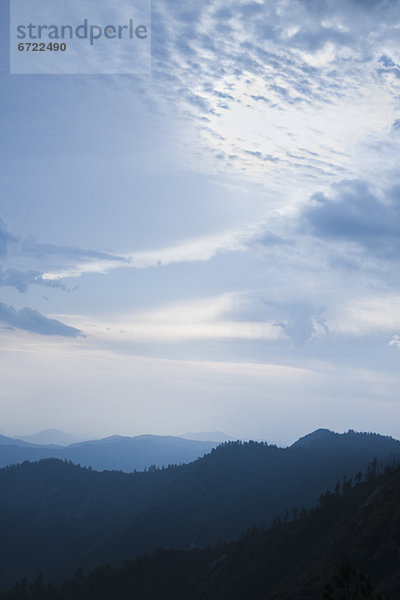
19;429;78;446
2;456;399;599
0;434;218;472
0;429;399;589
292;428;391;454
291;427;338;447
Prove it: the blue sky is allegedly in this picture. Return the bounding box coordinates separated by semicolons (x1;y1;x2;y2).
1;0;400;445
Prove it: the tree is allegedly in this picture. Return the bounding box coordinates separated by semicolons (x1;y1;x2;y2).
323;565;385;599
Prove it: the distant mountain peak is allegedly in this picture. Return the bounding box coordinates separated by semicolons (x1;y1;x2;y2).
19;429;78;447
291;429;337;447
306;428;336;437
291;428;399;449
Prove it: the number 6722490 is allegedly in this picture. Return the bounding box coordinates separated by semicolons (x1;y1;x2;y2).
18;42;67;52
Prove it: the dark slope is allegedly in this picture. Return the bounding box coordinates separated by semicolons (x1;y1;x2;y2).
0;430;399;589
2;462;400;600
292;428;391;455
0;434;218;472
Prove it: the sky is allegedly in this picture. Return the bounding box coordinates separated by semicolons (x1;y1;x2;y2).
1;0;400;446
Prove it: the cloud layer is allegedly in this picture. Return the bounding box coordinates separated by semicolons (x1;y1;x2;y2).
0;301;83;338
1;0;400;439
304;180;400;258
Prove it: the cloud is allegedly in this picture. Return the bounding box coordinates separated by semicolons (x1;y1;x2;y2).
145;0;399;187
303;180;400;257
20;237;128;263
389;335;400;349
0;236;129;290
295;0;400;32
4;219;259;286
275;302;327;346
0;301;84;338
0;217;17;257
207;293;328;346
329;295;400;336
0;268;68;293
41;228;253;280
51;293;285;343
0;218;130;292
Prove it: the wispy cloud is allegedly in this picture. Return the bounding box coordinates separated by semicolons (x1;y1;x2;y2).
20;237;128;263
0;301;84;338
328;295;400;337
50;293;285;343
1;225;128;290
0;268;68;293
41;228;253;280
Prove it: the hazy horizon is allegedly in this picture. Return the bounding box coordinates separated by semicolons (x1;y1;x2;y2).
1;425;399;450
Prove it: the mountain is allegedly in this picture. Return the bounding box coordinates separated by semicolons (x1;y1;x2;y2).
62;435;219;471
291;428;388;453
19;429;77;446
0;434;218;472
2;455;400;599
0;429;399;589
291;427;338;447
0;434;37;447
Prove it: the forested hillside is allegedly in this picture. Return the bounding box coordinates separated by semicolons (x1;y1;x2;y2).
2;458;400;599
0;430;399;589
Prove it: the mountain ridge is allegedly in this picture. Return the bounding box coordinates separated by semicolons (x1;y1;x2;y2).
19;429;78;447
2;450;400;599
0;434;219;472
0;429;399;589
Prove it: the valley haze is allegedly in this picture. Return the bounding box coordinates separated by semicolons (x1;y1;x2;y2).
1;427;399;473
1;428;400;595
